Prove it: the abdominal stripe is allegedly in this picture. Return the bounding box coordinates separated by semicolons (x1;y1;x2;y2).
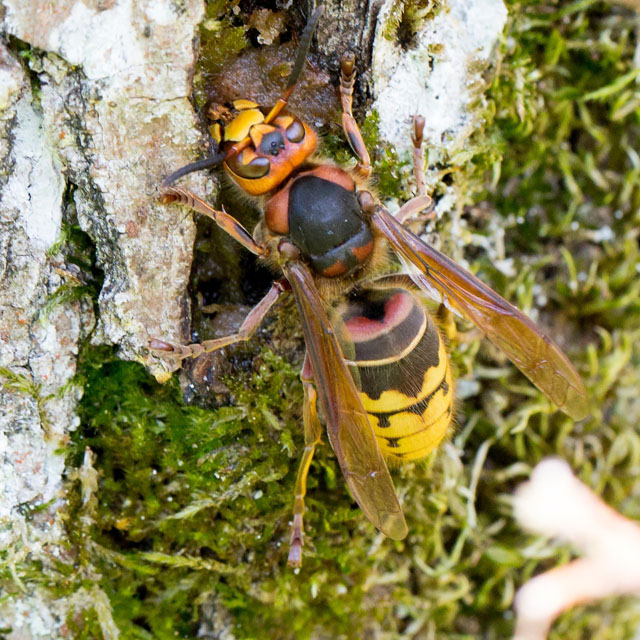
358;321;441;399
383;405;453;455
372;372;450;428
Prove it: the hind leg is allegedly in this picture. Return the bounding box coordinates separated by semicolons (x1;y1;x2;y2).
287;354;323;568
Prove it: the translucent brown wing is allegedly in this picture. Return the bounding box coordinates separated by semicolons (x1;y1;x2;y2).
372;206;588;421
282;260;408;540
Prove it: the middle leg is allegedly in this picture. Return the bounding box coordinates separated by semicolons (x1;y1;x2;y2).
150;280;286;360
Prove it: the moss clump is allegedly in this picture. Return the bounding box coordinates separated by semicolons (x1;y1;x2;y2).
381;0;447;47
66;344;296;637
198;0;249;80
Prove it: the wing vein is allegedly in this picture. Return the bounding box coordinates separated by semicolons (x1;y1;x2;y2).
283;260;408;540
371;206;588;420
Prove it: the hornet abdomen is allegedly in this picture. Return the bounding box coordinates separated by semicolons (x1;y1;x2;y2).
338;286;454;462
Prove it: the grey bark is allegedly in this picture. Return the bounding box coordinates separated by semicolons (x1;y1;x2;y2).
304;0;384;72
0;0;205;635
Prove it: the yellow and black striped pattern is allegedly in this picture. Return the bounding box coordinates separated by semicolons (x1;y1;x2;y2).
340;287;454;462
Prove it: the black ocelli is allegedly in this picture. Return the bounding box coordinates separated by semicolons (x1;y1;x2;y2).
259;129;285;156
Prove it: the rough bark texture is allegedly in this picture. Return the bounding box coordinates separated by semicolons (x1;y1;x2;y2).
304;0;384;72
2;0;205;380
0;36;94;638
1;0;204;635
372;0;507;158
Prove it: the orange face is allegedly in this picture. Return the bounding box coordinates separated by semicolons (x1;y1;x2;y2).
217;105;317;196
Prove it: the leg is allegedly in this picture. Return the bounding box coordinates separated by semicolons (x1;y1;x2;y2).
160;186;267;257
287;354;323;568
150;280;285;360
395;116;436;225
411;115;428;197
395;194;433;224
436;303;457;342
340;52;372;180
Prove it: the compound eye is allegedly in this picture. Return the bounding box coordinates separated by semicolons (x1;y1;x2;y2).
227;152;270;179
259;130;286;156
286;119;305;143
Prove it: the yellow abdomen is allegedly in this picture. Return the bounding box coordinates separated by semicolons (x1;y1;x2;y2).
339;286;454;462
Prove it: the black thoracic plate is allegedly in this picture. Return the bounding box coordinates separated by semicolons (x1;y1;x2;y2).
288;176;373;276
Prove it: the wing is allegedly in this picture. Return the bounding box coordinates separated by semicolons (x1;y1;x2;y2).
282;260;408;540
371;206;588;421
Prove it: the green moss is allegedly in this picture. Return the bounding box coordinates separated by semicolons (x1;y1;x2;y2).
6;35;43;103
381;0;446;47
195;0;249;107
445;1;640;637
44;196;102;320
322;110;409;201
0;367;41;399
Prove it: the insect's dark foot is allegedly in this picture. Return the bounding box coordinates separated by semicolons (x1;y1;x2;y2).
412;114;425;147
340;50;356;77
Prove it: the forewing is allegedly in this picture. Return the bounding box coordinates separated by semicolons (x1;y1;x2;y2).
372;207;588;421
283;260;408;540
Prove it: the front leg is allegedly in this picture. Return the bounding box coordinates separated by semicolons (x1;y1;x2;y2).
395;116;436;224
150;280;285;360
160;186;267;257
340;52;372;180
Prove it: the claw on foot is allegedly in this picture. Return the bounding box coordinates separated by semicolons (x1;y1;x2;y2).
149;338;176;352
287;513;304;568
